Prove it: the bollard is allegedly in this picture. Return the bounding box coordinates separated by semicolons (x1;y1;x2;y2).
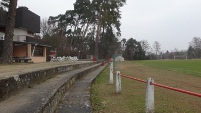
116;71;121;93
145;78;154;113
110;63;113;84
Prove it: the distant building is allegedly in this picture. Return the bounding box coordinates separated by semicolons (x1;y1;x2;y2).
0;7;50;63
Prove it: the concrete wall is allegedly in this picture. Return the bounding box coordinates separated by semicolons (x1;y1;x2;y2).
30;56;46;63
28;44;47;63
0;28;34;40
14;28;34;37
0;62;99;102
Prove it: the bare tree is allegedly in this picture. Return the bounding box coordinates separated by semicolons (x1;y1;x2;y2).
190;37;201;49
40;18;55;38
141;40;150;55
153;41;161;59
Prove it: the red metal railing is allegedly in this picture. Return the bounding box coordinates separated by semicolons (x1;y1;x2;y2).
114;72;201;98
120;74;146;83
150;82;201;98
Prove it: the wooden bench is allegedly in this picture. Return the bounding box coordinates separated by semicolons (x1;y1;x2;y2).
13;57;32;63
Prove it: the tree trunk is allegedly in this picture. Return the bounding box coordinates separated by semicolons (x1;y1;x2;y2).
82;14;94;40
94;8;102;59
78;14;94;59
1;0;18;64
70;17;79;51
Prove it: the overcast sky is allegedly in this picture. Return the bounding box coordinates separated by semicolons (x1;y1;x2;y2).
18;0;201;51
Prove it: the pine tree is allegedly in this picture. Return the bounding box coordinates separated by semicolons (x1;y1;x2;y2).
0;0;18;63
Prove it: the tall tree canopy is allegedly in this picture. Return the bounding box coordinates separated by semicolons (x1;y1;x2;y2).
92;0;126;58
46;0;126;59
124;38;145;60
99;27;119;59
0;0;9;10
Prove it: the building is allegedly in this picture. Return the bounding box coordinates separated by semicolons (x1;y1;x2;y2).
0;7;50;63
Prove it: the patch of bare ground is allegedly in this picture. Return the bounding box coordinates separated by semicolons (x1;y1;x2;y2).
92;61;201;113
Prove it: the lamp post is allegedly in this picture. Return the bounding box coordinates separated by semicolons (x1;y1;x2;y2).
78;51;80;59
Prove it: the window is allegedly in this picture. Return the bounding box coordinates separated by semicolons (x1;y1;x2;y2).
32;45;43;56
27;31;34;36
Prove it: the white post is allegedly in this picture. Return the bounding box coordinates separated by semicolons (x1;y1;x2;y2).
145;78;154;113
32;43;38;56
110;63;113;84
118;60;120;69
116;71;121;93
121;60;123;69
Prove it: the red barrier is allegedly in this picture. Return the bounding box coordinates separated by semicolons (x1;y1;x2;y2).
151;82;201;98
120;74;146;83
116;72;201;98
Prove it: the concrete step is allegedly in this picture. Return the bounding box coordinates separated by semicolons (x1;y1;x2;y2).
0;61;98;102
55;64;107;113
0;62;106;113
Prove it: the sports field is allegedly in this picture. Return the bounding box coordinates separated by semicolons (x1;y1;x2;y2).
91;60;201;113
137;59;201;77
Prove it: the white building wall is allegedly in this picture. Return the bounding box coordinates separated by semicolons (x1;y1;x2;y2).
0;28;34;41
14;28;34;37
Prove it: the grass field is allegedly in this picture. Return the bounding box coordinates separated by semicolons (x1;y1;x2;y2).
136;59;201;77
91;60;201;113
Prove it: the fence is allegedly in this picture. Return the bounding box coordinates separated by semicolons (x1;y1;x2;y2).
109;63;201;113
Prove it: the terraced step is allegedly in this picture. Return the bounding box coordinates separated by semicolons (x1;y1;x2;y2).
0;61;98;102
55;65;107;113
0;62;105;113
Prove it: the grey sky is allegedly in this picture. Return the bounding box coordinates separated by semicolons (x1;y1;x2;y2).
18;0;201;51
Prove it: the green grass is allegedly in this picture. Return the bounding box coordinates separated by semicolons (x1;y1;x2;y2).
91;65;146;113
91;61;201;113
91;67;109;112
136;59;201;77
